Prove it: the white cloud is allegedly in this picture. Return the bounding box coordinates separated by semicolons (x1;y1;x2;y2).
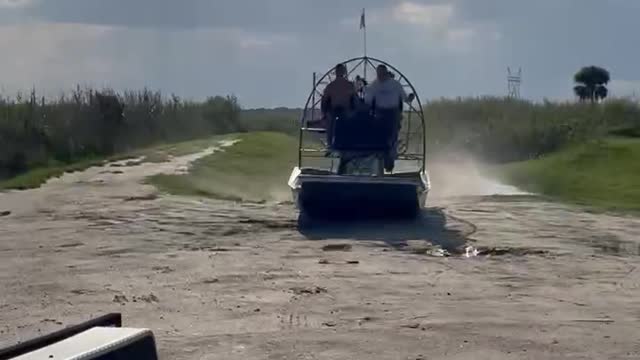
348;2;455;30
609;80;640;98
0;21;298;99
0;0;34;8
445;27;474;51
391;2;454;29
239;36;272;49
0;22;116;95
447;27;475;41
236;32;295;50
340;2;500;54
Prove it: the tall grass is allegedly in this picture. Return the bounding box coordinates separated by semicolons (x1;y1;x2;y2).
424;97;640;162
0;87;249;179
3;87;639;181
239;107;300;135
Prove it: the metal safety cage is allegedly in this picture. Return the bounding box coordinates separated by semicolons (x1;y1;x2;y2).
297;56;426;173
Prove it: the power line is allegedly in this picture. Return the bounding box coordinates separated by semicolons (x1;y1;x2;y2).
507;67;522;98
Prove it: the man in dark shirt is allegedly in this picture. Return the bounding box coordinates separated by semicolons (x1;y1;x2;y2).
321;63;356;146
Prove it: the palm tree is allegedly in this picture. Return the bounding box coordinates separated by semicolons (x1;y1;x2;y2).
573;66;610;103
594;86;608;101
573;85;590;101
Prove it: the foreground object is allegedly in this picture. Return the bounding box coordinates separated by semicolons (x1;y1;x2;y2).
0;314;158;360
289;56;430;219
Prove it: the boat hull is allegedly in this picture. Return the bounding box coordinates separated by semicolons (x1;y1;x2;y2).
288;167;429;219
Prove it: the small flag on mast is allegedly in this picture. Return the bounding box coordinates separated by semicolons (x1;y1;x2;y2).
360;8;366;29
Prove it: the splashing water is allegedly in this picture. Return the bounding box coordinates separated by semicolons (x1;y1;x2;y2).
464;246;480;258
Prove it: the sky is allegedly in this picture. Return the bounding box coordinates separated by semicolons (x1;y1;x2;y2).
0;0;639;108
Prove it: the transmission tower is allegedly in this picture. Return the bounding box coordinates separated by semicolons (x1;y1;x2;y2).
507;67;522;98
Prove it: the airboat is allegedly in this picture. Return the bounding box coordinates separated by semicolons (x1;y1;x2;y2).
288;56;431;219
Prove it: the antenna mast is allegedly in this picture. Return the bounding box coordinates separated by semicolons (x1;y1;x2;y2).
360;8;368;80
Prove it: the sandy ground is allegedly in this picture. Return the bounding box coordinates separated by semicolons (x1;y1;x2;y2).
1;147;640;360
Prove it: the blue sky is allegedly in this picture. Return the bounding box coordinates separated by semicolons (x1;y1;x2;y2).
0;0;639;107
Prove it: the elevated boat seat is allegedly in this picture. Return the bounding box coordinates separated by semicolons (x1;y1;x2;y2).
330;108;399;153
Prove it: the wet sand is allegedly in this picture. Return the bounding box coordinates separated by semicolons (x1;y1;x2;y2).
1;147;640;359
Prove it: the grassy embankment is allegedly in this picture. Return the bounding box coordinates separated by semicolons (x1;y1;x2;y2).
499;136;640;211
423;97;640;212
4;90;640;212
0;86;302;190
0;136;230;191
0;156;116;190
0;85;298;191
146;131;640;212
147;132;297;202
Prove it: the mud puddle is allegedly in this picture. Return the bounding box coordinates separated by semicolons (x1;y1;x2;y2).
299;208;552;259
585;234;640;256
459;245;551;258
400;242;551;258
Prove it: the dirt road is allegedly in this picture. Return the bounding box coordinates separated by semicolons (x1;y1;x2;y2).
1;149;640;360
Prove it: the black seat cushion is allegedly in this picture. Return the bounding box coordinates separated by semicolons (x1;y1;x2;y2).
331;109;398;152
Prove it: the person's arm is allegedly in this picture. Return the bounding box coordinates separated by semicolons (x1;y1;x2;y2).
321;84;332;114
399;81;416;104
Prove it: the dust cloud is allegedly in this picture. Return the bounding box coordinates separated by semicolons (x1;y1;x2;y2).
426;152;527;199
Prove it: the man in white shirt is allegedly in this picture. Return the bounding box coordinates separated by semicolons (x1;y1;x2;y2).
364;65;415;110
363;65;415;171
